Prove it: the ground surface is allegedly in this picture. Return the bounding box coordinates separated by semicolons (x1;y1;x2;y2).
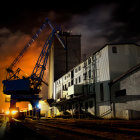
0;115;140;140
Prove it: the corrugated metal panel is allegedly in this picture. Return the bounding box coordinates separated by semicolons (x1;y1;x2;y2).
97;46;110;81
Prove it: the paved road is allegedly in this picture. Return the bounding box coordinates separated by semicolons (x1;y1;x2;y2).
22;118;140;140
0;115;46;140
1;115;140;140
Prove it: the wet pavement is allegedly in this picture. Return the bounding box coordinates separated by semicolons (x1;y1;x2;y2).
0;115;140;140
0;115;46;140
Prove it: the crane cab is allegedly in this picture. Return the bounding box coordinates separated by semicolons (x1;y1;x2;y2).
2;78;30;95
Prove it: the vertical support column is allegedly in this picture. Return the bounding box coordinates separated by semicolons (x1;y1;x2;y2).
10;95;17;111
48;43;54;118
48;43;54;99
31;99;40;119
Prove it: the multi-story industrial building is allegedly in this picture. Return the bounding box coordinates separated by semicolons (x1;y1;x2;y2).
53;44;140;119
40;32;81;100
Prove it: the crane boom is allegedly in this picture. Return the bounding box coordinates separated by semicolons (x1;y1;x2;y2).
7;18;49;73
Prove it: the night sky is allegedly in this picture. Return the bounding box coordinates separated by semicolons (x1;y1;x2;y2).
0;1;140;55
0;1;140;112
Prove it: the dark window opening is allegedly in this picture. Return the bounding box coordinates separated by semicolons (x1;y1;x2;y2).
71;70;74;78
83;72;87;80
79;76;81;83
85;102;88;109
100;83;104;101
112;46;117;53
75;78;77;84
71;80;73;85
56;92;61;99
115;89;126;97
89;101;93;108
68;82;70;87
88;58;91;64
63;85;65;90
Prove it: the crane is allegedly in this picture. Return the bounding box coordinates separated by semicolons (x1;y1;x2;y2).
3;17;65;95
2;18;65;117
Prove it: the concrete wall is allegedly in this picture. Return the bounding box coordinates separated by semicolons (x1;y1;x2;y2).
111;68;140;119
108;44;140;80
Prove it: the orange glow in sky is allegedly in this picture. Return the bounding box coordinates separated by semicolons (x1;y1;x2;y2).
0;31;49;113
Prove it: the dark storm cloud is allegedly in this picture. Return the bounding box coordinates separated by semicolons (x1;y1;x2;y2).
0;1;140;58
58;2;140;58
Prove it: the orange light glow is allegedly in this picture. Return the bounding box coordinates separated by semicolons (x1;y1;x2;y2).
11;110;18;115
5;111;10;115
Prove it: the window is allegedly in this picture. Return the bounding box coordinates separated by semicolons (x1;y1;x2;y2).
115;89;126;97
112;46;117;53
79;76;81;83
100;83;104;101
83;73;87;80
65;84;67;90
71;70;74;78
75;68;77;73
85;102;88;109
63;85;65;90
68;82;70;87
71;80;73;85
89;101;93;108
88;58;91;65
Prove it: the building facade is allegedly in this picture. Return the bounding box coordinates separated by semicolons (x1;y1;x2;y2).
52;44;140;119
111;64;140;119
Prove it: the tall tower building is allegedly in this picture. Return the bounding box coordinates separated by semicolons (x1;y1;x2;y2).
47;32;81;100
54;32;81;81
